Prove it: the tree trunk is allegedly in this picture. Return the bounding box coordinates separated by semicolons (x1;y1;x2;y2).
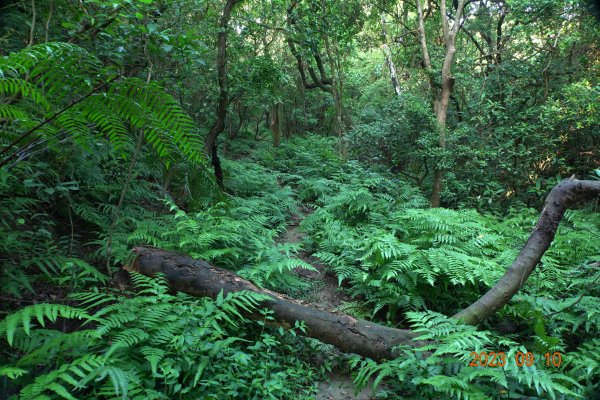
255;111;265;140
127;246;419;361
416;0;466;207
204;0;242;188
286;0;350;144
126;179;599;359
323;33;348;155
380;13;401;97
270;103;282;147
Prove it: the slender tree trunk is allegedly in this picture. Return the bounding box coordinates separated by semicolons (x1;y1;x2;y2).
415;0;432;70
323;34;348;155
301;84;307;134
255;111;266;140
204;0;242;188
284;101;292;138
28;0;36;46
161;166;175;199
381;13;401;97
44;0;53;42
229;104;246;140
416;0;466;207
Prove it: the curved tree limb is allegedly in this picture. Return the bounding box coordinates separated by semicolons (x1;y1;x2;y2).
454;178;600;324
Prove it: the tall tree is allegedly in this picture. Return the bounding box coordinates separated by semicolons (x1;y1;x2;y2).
205;0;243;187
285;0;356;144
416;0;467;206
380;13;401;97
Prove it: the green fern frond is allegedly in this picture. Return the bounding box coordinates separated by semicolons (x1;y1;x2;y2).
81;102;131;152
0;304;93;346
0;77;51;110
106;78;204;166
139;346;165;375
0;366;28;379
19;353;106;400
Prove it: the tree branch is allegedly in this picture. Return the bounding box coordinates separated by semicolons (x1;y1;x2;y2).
127;246;420;361
454;179;600;324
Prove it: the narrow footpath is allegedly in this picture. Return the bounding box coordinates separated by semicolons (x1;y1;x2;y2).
279;206;389;400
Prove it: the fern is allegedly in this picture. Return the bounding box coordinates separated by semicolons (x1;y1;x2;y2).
1;42;209;172
0;77;51;111
2;274;318;398
0;42;217;296
353;311;586;399
0;303;93;345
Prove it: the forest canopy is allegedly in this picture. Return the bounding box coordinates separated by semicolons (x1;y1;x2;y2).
0;0;599;399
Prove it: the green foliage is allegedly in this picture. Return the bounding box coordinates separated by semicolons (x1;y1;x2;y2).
1;0;598;397
348;93;438;182
300;170;513;317
0;42;207;168
353;311;588;399
125;157;314;293
259;138;599;398
1;274;319;399
3;114;598;399
0;41;215;295
0;158;112;297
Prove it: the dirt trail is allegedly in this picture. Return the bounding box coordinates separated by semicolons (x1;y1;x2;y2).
279;207;385;400
279;206;349;312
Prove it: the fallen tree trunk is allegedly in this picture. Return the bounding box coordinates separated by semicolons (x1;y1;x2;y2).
127;246;419;361
126;179;599;360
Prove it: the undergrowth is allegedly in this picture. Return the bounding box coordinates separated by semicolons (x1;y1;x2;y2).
254;136;600;399
1;122;598;398
1;274;320;399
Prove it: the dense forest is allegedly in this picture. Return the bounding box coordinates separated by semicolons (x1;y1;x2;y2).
1;0;599;399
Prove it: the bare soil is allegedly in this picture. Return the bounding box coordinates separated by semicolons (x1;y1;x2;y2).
279;207;388;400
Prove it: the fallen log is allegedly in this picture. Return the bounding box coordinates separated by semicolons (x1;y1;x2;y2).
126;179;600;360
127;246;419;361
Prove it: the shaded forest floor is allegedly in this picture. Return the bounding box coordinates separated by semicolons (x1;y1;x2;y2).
4;134;598;399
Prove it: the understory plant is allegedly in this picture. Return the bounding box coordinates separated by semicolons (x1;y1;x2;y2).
0;274;321;399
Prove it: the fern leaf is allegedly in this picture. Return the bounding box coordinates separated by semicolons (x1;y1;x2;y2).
0;304;92;346
0;365;28;379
